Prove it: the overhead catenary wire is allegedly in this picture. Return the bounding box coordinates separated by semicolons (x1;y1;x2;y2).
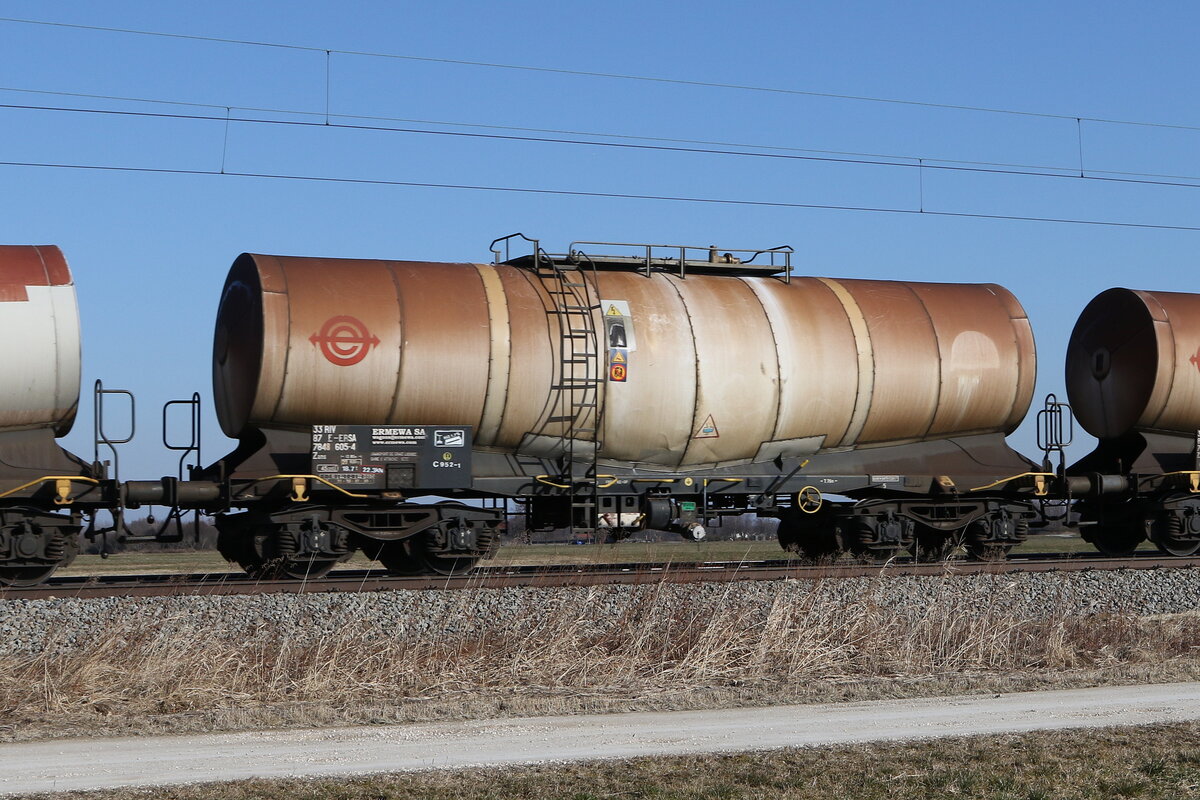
5;157;1200;233
7;19;1200;188
7;98;1200;193
3;17;1199;233
7;83;1200;186
4;15;1200;133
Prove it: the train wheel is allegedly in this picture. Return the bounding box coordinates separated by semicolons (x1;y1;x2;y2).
798;534;839;560
217;526;259;572
860;547;902;564
421;553;480;576
845;536;901;564
775;509;838;560
376;541;428;576
965;543;1012;561
911;528;960;562
1152;512;1200;556
963;521;1012;561
0;565;58;587
280;557;340;580
230;546;274;578
1089;525;1144;557
843;520;907;564
376;540;479;575
777;520;839;559
1155;538;1200;557
0;525;78;586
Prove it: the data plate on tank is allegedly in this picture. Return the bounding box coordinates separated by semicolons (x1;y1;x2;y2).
310;425;472;491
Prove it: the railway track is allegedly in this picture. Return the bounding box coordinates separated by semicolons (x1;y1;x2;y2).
1;551;1198;599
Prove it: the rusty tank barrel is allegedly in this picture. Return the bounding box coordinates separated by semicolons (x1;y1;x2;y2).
213;254;1037;469
1067;288;1200;439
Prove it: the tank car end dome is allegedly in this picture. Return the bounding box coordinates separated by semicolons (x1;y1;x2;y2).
1067;287;1200;440
213;254;266;438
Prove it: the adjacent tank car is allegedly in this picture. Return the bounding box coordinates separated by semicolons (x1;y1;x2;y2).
0;246;116;585
1066;288;1200;556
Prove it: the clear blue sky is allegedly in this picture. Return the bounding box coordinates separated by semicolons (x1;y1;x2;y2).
1;0;1198;481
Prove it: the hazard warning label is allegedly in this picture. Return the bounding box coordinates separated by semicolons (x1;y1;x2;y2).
608;348;628;382
693;414;719;438
600;299;636;352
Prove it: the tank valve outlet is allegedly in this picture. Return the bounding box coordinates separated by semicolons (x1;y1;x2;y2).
291;477;310;502
54;479;73;506
678;522;706;542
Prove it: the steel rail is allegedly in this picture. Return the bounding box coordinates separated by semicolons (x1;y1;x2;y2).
0;551;1197;600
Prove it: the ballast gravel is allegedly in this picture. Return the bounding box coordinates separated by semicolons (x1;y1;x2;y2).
1;567;1199;655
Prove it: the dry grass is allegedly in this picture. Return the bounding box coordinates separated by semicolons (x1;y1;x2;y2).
2;579;1200;741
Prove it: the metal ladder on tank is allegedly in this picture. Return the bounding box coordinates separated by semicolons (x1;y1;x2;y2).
492;234;604;540
540;249;605;540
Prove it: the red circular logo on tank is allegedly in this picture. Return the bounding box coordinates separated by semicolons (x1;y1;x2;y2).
309;316;380;366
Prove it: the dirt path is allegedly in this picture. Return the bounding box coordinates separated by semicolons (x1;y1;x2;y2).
5;683;1200;795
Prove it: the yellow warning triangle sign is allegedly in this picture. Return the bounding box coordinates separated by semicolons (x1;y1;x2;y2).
611;351;626;363
693;414;719;439
606;304;622;316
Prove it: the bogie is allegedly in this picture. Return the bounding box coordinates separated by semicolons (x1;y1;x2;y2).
0;512;80;586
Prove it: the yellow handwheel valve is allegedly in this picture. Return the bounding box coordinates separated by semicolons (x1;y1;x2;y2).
796;486;823;514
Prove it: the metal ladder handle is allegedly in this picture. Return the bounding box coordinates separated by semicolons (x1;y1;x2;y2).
91;379;136;555
93;379;135;479
163;392;203;479
162;392;204;543
1036;393;1074;475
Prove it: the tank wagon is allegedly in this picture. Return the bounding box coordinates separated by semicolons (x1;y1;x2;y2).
12;235;1200;587
0;246;118;585
127;235;1052;577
